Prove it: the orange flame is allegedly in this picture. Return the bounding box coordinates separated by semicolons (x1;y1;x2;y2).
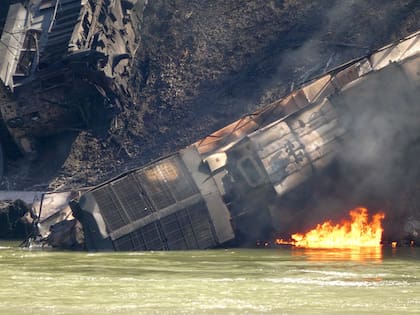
276;207;385;248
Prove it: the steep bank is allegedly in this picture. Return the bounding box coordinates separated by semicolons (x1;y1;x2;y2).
0;0;419;190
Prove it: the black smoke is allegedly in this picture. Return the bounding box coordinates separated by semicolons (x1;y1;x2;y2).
271;58;420;243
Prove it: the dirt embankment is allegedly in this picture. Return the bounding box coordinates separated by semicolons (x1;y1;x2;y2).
1;0;419;190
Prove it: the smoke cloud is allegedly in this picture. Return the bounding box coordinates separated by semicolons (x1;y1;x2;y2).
246;1;420;242
272;59;420;242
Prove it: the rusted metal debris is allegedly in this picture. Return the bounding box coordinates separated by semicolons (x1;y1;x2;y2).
11;30;416;251
0;0;139;159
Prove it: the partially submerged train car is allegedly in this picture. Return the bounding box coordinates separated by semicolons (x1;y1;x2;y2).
62;98;342;250
33;30;420;250
71;148;234;250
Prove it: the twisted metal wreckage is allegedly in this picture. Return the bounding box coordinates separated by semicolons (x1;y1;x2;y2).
0;1;419;250
0;0;139;164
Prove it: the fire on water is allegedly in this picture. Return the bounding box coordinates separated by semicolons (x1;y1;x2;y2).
276;207;385;248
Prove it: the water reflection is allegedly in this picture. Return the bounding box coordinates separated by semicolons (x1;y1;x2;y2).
291;246;383;262
1;242;419;314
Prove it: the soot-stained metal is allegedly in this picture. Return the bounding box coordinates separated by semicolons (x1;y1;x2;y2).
23;31;419;251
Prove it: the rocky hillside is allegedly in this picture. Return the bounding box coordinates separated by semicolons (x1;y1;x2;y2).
1;0;419;190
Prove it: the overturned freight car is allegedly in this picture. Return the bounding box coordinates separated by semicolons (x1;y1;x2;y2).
0;0;140;163
69;99;343;250
70;148;234;250
33;30;420;250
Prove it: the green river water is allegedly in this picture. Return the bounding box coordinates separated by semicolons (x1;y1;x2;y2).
0;241;419;314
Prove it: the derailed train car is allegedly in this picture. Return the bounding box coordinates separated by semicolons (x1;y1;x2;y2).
67;99;343;250
35;30;420;250
71;149;234;250
0;0;139;162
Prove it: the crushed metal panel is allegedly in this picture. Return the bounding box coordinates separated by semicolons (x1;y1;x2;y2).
33;191;73;221
33;191;74;238
29;190;87;245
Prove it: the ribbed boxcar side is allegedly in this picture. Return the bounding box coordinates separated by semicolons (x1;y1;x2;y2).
76;146;234;251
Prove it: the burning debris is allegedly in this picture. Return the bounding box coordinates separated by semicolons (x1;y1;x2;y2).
275;208;385;248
